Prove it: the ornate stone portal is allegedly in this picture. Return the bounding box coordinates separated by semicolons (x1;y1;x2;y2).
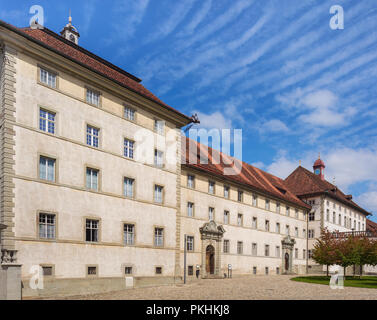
281;235;296;275
199;221;225;279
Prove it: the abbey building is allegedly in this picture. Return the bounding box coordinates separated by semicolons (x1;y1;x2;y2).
0;18;371;299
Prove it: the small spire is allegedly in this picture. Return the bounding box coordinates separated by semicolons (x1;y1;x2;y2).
318;152;321;159
299;160;302;167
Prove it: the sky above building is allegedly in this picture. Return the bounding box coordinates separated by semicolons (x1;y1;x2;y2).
2;0;377;221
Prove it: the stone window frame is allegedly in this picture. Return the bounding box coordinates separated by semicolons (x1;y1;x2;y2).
37;152;59;184
237;213;243;227
84;164;102;192
121;263;136;276
153;226;165;248
275;246;280;258
187;202;195;217
85;122;101;149
208;207;215;221
223;210;230;224
237;190;244;202
276;202;281;214
251;243;258;256
265;219;270;232
208;180;216;194
123;176;136;199
187;174;195;189
86;265;99;278
154;118;165;136
186;235;195;252
265;199;270;211
37;64;59;89
85;85;102;108
253;266;257;275
38;105;58;136
252;194;258;207
40;264;55;278
252;217;258;229
154;184;165;205
188;265;194;276
123;137;135;160
223;239;230;253
223;185;230;199
264;244;270;257
83;216;102;243
237;241;243;255
154;149;165;169
123;103;137;123
276;222;281;234
122;221;137;247
36;210;59;241
155;266;163;275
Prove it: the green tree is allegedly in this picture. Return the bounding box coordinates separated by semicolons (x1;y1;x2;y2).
312;229;337;276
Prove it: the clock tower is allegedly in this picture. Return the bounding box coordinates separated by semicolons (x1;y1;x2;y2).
60;11;80;45
313;154;325;181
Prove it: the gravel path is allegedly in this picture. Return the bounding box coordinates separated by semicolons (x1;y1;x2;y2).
43;275;377;300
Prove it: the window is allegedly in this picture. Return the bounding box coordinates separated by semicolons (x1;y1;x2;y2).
276;202;281;214
252;243;257;256
124;224;135;245
208;181;215;194
154;228;164;247
154;149;164;168
42;266;53;276
188;266;194;276
237;214;243;226
86;125;99;148
358;222;360;231
124;178;135;198
338;214;341;225
186;236;194;251
155;267;162;275
265;220;270;232
309;212;315;221
303;229;306;238
124;106;135;121
265;267;269;275
294;227;298;237
124;139;134;159
237;241;243;254
303;249;306;259
326;209;330;221
285;225;290;235
209;207;214;221
264;245;270;257
39;109;55;134
125;266;133;275
154;119;164;135
223;240;230;253
39;213;56;239
154;185;164;203
286;207;290;216
265;199;270;210
224;186;230;198
253;267;257;275
308;250;313;259
276;267;280;275
276;223;280;234
87;266;97;276
224;211;229;224
308;229;315;239
86;168;99;191
40;68;56;88
86;88;100;106
252;217;257;229
295;209;299;219
276;246;280;258
344;216;347;227
187;175;195;188
295;248;298;259
333;212;336;223
86;219;99;242
252;194;257;206
187;202;194;217
39;156;56;182
238;190;243;202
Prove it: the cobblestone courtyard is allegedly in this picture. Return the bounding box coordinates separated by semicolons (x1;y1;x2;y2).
44;276;377;300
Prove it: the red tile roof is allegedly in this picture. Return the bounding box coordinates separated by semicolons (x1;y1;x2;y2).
182;137;311;210
285;166;370;216
367;219;377;233
0;20;191;124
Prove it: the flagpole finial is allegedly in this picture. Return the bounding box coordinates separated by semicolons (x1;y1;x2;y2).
69;9;72;23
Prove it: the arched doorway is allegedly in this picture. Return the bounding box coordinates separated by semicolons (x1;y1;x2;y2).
285;253;290;271
206;245;215;275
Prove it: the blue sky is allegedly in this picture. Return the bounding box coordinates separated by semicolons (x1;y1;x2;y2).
2;0;377;221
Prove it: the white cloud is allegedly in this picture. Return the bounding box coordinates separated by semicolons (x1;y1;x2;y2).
357;192;377;215
180;0;212;35
193;111;232;130
260;119;289;134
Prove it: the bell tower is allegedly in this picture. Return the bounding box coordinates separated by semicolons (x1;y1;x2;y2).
60;10;80;45
313;153;325;181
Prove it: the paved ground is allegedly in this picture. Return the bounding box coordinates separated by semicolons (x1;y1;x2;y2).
44;275;377;300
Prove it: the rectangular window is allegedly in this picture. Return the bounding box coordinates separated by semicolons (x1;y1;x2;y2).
264;245;270;257
303;249;306;259
237;214;243;226
295;209;299;219
309;212;315;221
124;106;135;121
265;267;269;275
253;267;257;275
186;236;194;251
276;267;280;275
223;240;230;253
86;219;99;242
252;217;257;229
39;156;56;182
295;227;299;237
295;248;298;259
252;194;257;206
286;206;290;216
155;267;162;275
208;181;215;194
86;88;100;106
209;207;214;221
339;214;341;225
276;246;280;258
40;68;56;88
124;139;134;159
333;212;336;223
252;243;257;256
276;223;280;234
308;229;315;239
86;168;99;191
154;119;164;135
238;190;243;202
187;202;194;217
237;241;243;255
276;202;281;214
308;250;313;259
124;177;135;198
39;109;55;134
39;213;56;239
188;266;194;276
285;225;290;236
125;267;133;275
154;228;164;247
303;229;306;238
87;266;97;276
154;149;164;168
86;125;99;148
326;209;330;221
224;186;230;198
42;266;53;276
154;185;163;204
224;211;229;224
187;175;195;188
124;224;135;245
265;199;270;210
265;220;270;232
